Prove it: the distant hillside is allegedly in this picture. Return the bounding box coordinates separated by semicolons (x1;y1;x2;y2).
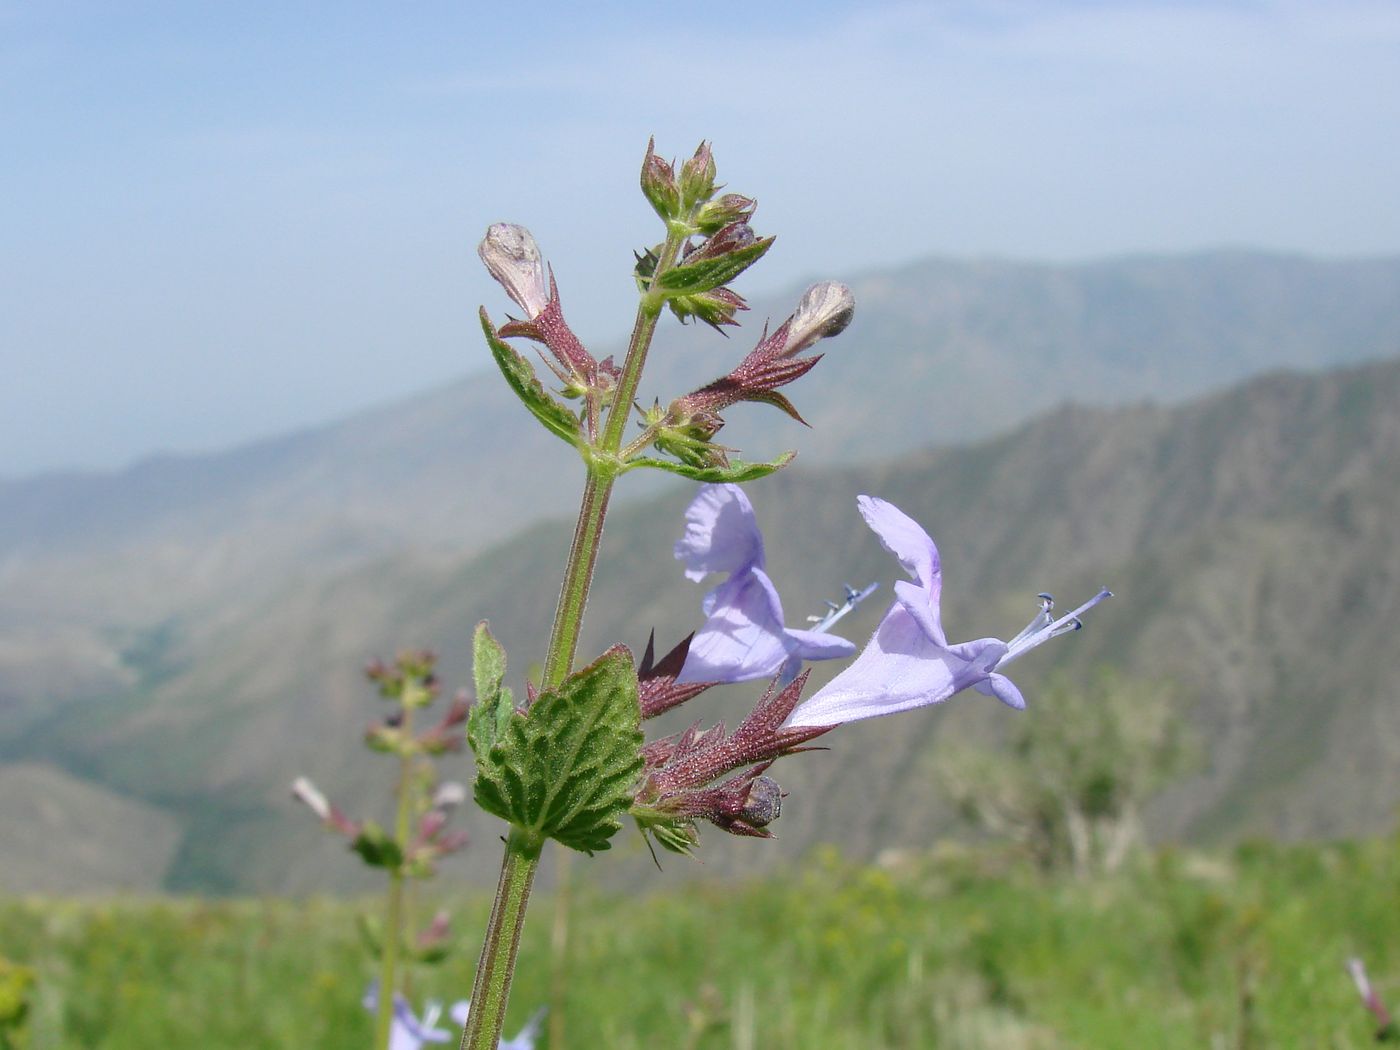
5;351;1400;893
3;250;1397;759
3;252;1396;610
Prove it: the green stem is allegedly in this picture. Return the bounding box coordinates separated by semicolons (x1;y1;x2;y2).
375;712;417;1050
459;831;542;1050
547;846;575;1050
539;468;612;689
460;223;690;1050
374;874;406;1048
539;227;688;689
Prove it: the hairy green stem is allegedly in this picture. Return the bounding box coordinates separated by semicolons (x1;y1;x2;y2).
538;468;612;689
460;226;689;1050
540;227;687;689
458;830;542;1050
547;846;575;1049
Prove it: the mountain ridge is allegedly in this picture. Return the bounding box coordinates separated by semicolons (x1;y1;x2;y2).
3;250;1400;892
6;352;1400;892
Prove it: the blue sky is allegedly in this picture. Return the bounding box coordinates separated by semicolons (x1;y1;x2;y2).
3;0;1399;477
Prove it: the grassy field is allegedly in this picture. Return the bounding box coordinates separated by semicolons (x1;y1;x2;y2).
2;837;1397;1048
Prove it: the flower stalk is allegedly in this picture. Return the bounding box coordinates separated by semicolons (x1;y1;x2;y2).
457;829;542;1050
460;222;689;1050
461;140;862;1048
539;224;689;689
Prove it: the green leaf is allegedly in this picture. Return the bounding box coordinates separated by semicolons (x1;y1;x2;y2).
350;822;404;870
466;622;515;759
479;309;585;449
626;451;795;484
355;914;382;960
632;807;700;856
656;237;773;296
414;943;451;966
471;646;643;854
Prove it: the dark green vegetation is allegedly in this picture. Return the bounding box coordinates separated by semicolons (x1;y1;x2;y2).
3;840;1398;1048
3;251;1400;893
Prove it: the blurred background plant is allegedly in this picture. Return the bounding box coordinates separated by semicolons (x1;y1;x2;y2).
0;956;34;1050
4;833;1400;1047
933;669;1195;878
292;649;471;1048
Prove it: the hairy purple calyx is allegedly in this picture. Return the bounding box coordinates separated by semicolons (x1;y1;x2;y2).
637;631;716;720
631;672;831;850
479;222;618;408
657;282;854;465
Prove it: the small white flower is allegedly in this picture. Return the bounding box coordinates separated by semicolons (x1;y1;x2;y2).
432;781;467;810
478;224;550;318
290;776;330;821
782;281;854;356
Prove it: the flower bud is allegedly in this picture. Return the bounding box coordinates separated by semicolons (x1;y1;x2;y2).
684;222;757;264
364;722;402;753
417;910;451;951
679;141;717;210
478;223;550;318
291;776;331;821
738;775;783;829
640;138;681;221
418;808;448;841
432;780;467;810
668;286;748;331
782;282;855;356
694;193;757;235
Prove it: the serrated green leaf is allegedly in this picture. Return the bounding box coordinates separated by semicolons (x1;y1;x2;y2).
471;646;643;853
656;237;773;296
625;451;795;484
467;622;514;759
479;309;584;448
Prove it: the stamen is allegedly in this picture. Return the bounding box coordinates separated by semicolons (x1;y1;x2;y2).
808;581;879;633
1006;593;1056;648
1000;588;1112;665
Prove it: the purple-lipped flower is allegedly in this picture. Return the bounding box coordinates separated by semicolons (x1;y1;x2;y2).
675;484;855;684
787;496;1111;728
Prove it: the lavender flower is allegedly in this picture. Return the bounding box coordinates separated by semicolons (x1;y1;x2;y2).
362;984;457;1049
674;484;854;684
449;1003;545;1050
787;495;1111;728
362;985;544;1049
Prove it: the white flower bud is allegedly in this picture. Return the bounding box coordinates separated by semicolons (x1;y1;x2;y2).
479;223;550;318
432;780;468;810
291;776;331;821
1348;957;1373;1000
782;281;854;356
